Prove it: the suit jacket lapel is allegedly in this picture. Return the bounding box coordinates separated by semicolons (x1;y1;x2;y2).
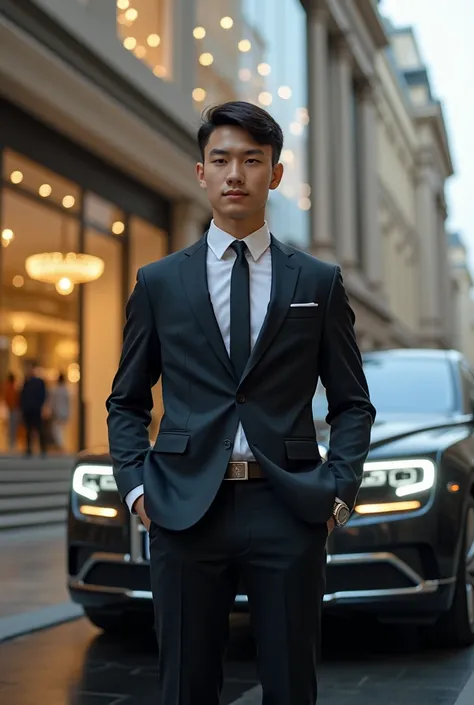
180;234;235;381
240;236;300;385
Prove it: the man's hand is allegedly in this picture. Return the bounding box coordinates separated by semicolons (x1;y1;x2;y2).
133;494;151;532
326;517;336;535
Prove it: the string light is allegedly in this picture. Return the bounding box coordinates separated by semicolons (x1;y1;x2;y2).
220;17;234;29
258;63;271;76
258;92;272;106
238;40;251;52
192;88;207;102
278;86;292;99
123;36;136;50
147;34;160;47
199;52;214;66
193;27;206;39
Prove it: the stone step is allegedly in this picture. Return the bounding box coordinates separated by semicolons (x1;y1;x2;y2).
0;456;74;531
0;494;68;512
0;508;68;529
0;481;71;497
0;467;73;481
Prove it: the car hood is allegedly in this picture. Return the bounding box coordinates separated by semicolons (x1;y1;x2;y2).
315;413;473;458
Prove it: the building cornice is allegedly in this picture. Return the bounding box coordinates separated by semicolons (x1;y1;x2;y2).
354;0;389;49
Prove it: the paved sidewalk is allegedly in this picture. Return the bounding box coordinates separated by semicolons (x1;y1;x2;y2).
0;525;82;641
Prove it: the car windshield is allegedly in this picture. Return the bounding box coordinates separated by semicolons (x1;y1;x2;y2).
313;356;456;419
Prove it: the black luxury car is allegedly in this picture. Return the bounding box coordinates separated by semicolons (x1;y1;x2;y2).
67;349;474;646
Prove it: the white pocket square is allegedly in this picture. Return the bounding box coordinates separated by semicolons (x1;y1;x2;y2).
290;302;319;307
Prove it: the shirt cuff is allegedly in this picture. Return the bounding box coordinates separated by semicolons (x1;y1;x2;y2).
125;485;144;514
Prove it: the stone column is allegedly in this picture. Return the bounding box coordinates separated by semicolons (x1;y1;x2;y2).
330;37;358;269
306;0;334;260
416;164;440;345
171;200;210;252
358;82;382;291
437;200;453;346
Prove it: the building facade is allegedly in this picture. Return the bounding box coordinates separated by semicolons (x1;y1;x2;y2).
0;0;470;452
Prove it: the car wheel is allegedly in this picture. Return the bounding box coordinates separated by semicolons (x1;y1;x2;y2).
435;496;474;648
84;607;153;635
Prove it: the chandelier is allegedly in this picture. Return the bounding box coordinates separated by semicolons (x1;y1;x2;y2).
25;251;104;295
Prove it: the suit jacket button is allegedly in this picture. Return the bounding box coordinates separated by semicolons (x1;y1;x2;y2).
237;394;246;404
223;439;232;449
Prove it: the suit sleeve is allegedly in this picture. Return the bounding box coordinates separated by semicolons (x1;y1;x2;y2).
106;268;161;503
318;266;376;509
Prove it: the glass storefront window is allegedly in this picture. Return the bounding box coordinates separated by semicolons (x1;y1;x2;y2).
116;0;173;80
193;0;310;248
0;153;80;452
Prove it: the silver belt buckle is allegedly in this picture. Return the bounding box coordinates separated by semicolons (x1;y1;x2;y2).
226;461;249;480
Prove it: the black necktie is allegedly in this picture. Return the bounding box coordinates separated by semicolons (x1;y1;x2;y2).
230;240;251;379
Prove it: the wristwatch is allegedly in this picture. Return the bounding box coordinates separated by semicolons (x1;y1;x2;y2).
332;498;351;528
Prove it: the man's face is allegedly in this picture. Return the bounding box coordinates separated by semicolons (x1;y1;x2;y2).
196;126;283;221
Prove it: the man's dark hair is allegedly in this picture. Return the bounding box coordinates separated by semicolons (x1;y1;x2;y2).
197;101;284;166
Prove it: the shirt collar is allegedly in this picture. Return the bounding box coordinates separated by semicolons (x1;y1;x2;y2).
207;219;271;262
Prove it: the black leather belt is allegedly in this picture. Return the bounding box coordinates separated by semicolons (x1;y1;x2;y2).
224;461;265;480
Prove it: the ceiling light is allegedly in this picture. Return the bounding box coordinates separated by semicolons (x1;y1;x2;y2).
123;36;136;50
1;228;14;246
220;16;234;29
39;184;52;197
147;33;160;47
238;40;251;52
62;195;75;209
125;8;138;21
12;318;26;333
192;88;206;102
258;63;271;76
193;26;206;39
112;221;125;235
10;170;23;184
278;85;292;99
56;277;75;295
199;52;214;66
258;92;272;106
11;335;27;357
25;252;104;289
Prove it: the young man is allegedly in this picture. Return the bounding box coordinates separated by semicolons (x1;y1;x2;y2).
107;101;375;704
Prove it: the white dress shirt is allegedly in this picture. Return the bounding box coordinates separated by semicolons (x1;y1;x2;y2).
124;220;272;512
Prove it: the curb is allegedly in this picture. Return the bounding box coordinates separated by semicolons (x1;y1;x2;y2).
0;602;83;643
454;668;474;705
230;686;262;704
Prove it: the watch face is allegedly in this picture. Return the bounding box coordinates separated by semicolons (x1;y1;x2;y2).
336;506;350;526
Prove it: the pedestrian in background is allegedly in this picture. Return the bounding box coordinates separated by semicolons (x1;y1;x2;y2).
107;101;375;704
3;372;20;452
49;372;70;452
20;360;47;457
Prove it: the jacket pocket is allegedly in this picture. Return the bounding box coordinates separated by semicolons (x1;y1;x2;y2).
285;439;320;460
285;306;320;319
152;432;190;454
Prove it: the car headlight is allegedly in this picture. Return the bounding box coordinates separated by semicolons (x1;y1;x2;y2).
361;458;436;497
72;464;116;500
